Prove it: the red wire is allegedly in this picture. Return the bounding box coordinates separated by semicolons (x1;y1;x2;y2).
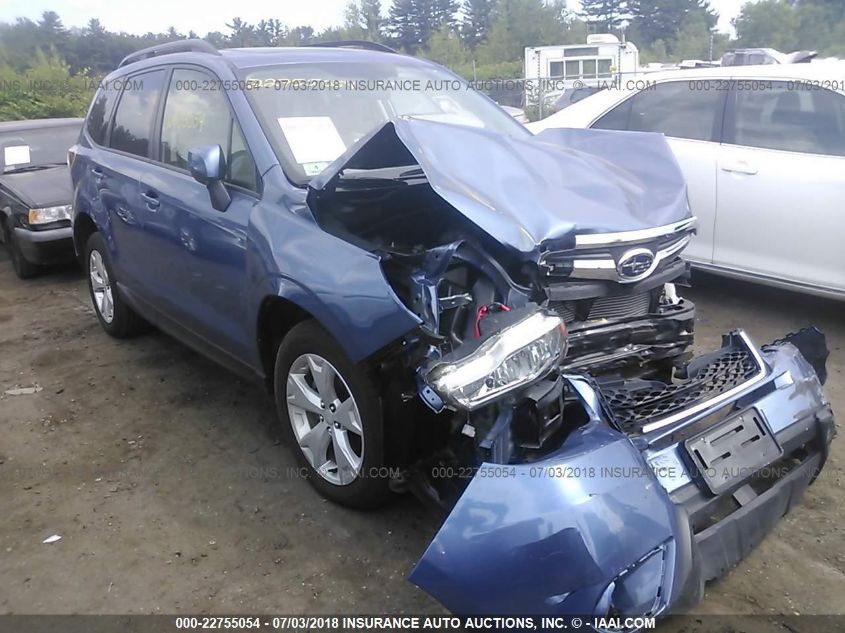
474;303;510;338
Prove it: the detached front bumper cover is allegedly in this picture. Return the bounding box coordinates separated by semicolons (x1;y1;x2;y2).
410;329;834;620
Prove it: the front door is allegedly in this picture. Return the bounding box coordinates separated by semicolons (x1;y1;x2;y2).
141;67;261;360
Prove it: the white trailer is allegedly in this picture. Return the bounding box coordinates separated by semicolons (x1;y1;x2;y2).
524;34;639;115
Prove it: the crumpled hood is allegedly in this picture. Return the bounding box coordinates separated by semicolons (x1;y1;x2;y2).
310;118;690;256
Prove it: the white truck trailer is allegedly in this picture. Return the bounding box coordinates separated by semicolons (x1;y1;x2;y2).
524;34;639;116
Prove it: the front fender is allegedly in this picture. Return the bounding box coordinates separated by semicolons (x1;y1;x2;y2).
409;422;687;616
249;202;422;364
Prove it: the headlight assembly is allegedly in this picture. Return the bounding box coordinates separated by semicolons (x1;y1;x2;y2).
28;204;72;225
425;310;567;411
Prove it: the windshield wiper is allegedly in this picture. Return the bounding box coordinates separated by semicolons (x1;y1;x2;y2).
3;162;65;174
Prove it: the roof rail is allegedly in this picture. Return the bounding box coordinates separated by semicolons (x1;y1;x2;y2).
119;38;220;68
307;40;397;54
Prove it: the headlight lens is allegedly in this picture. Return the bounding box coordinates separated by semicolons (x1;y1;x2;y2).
28;205;72;225
426;311;567;410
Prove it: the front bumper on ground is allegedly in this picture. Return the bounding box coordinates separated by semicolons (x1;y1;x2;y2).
410;329;834;620
13;226;75;266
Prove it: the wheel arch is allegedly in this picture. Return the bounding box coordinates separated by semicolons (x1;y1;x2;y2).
72;211;98;265
256;295;315;393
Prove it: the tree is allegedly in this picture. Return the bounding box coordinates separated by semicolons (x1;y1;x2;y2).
387;0;423;51
733;0;800;50
361;0;384;38
226;17;253;47
431;0;459;30
426;24;469;66
343;0;384;40
461;0;496;48
629;0;717;47
580;0;627;33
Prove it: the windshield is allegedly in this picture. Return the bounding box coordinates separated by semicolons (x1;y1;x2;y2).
242;61;530;184
0;124;80;172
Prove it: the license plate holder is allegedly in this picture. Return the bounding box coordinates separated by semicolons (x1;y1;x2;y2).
685;408;782;494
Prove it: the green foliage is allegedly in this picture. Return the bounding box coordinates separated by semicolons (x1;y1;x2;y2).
580;0;628;33
735;0;845;56
628;0;717;54
0;53;95;120
0;1;842;122
460;0;496;48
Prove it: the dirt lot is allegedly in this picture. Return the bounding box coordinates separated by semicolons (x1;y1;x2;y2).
0;248;843;626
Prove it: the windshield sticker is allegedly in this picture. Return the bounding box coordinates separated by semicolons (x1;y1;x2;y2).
302;162;332;176
277;117;346;168
3;145;31;166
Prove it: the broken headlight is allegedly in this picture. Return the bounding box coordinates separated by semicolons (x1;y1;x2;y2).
426;310;567;410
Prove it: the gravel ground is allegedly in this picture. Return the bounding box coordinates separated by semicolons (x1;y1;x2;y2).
0;248;842;628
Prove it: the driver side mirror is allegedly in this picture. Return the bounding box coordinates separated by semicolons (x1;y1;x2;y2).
187;145;231;212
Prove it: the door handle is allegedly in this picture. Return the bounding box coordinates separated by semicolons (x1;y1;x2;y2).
720;160;758;175
141;190;160;210
91;167;104;182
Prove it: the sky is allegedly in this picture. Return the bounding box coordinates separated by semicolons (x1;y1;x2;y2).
0;0;753;37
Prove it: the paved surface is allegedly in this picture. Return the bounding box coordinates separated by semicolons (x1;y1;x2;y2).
0;249;842;625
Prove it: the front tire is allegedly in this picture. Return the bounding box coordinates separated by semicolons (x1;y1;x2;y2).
273;321;391;509
84;232;147;338
3;220;40;280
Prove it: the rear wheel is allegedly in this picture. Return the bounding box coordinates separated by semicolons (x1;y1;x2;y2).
85;232;148;337
273;321;391;509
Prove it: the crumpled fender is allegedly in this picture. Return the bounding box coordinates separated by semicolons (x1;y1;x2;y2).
310;119;691;258
409;421;686;616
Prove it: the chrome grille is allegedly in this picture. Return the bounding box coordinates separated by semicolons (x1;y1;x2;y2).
551;291;652;323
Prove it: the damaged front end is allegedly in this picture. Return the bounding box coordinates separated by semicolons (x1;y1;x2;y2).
305;119;835;621
410;327;834;618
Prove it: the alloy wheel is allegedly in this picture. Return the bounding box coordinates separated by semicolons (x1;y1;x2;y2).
285;353;364;486
89;249;114;323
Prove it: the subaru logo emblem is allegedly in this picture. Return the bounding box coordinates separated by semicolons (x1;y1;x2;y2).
617;248;656;280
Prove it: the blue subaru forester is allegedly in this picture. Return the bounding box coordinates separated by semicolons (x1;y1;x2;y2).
71;39;834;622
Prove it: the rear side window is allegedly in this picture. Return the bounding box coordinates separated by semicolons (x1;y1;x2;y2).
594;81;722;142
109;69;167;158
86;85;120;145
729;81;845;157
160;68;258;190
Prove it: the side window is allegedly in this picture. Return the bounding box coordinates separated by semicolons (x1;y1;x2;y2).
624;81;722;141
86;85;120;145
160;68;258;191
109;69;167;157
593;95;634;131
729;81;845;157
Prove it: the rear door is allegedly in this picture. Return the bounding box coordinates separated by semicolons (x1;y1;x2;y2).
591;79;727;264
714;80;845;293
139;66;261;360
98;69;168;294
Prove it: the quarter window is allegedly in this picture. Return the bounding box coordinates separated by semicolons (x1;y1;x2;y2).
160;69;258;190
109;69;167;157
730;81;845;157
593;80;722;142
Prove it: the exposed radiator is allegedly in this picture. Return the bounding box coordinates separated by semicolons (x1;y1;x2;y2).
551;291;653;323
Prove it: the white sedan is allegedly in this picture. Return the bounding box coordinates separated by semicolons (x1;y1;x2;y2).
528;63;845;300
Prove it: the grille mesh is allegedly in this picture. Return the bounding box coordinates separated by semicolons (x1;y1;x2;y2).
551;291;652;323
600;347;759;433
